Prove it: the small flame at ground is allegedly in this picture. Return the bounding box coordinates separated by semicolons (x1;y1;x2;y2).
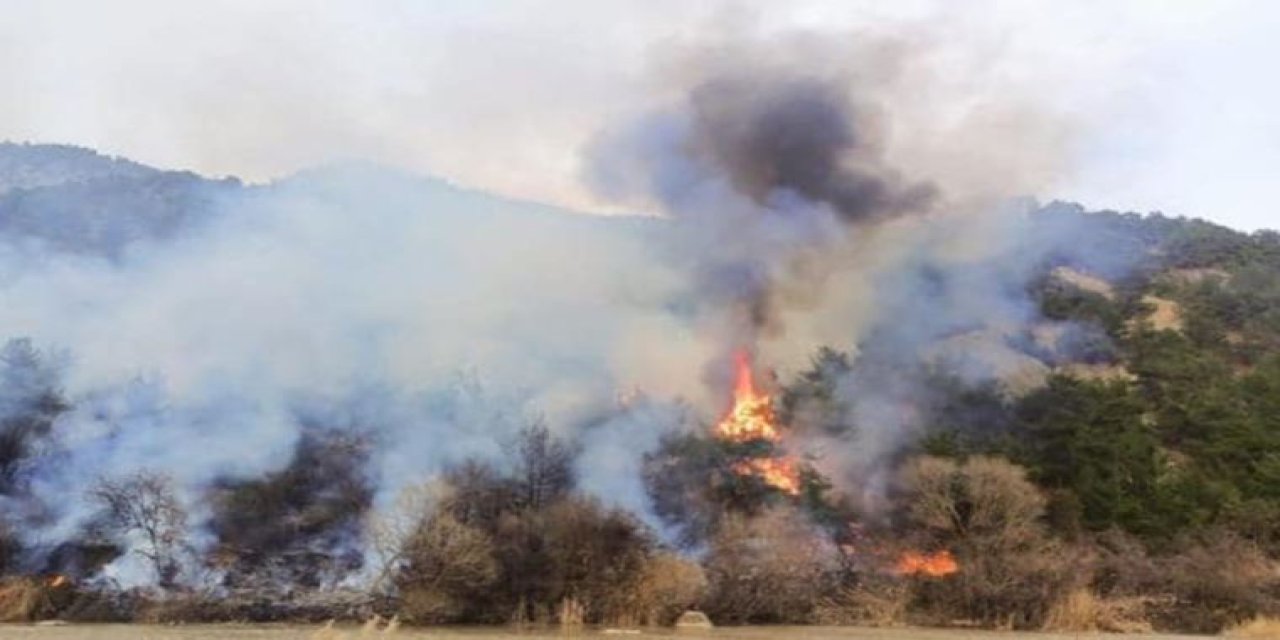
46;575;69;588
895;550;958;577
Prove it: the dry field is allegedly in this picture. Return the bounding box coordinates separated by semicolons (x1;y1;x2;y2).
0;625;1210;640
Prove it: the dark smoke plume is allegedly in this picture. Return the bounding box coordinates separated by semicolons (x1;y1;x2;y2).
584;33;1092;516
587;43;943;359
687;72;937;223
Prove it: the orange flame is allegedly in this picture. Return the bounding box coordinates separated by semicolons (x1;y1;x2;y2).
46;575;69;588
894;550;958;577
713;350;802;494
732;457;802;495
715;350;781;443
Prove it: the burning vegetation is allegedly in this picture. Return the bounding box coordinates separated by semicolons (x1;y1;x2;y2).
714;351;782;444
710;350;957;578
715;350;802;495
893;550;958;578
0;28;1279;637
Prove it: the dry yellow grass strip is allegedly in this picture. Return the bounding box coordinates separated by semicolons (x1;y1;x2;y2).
1225;616;1280;638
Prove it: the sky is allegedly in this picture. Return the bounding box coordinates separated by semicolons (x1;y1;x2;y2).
1;0;1277;230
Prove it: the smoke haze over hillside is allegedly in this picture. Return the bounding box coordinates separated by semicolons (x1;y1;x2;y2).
0;4;1272;595
0;24;1142;586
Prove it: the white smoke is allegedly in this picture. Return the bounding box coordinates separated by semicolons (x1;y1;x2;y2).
0;28;1100;582
0;164;716;581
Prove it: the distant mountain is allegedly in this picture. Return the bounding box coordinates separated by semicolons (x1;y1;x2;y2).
0;143;242;258
0;142;157;193
0;147;653;260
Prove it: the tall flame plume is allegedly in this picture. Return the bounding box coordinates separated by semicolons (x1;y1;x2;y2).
714;350;800;494
715;350;781;443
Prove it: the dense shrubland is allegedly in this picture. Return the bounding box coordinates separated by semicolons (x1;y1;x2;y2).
1;207;1280;632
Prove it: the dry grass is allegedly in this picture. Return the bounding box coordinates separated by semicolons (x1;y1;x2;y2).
1166;267;1231;285
557;596;585;632
1053;266;1116;299
1141;295;1183;331
0;577;51;622
813;583;909;627
1043;588;1152;634
1059;362;1136;382
601;610;642;630
309;616;400;640
311;621;340;640
1225;616;1280;638
1043;588;1099;632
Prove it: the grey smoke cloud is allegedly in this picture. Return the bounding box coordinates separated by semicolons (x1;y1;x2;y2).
584;30;1059;364
0;23;1115;584
583;31;1099;517
686;73;937;223
0;165;713;584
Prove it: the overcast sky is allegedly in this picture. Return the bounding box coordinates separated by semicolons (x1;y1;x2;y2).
2;0;1277;230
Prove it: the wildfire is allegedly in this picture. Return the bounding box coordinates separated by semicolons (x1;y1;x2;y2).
715;350;781;443
732;457;802;495
894;550;958;577
713;349;802;494
46;574;69;588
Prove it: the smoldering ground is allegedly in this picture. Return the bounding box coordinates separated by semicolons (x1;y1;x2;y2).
0;29;1107;586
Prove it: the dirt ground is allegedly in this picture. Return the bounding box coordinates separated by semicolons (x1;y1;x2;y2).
0;624;1210;640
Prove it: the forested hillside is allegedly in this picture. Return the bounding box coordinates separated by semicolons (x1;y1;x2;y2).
0;143;241;257
644;204;1280;632
942;204;1280;546
0;145;1277;633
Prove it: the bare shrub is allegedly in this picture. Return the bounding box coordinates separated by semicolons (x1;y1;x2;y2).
903;455;1047;549
900;455;1079;629
626;552;707;626
0;338;68;494
438;493;658;624
87;470;189;587
507;420;578;511
396;431;667;626
1043;588;1152;633
364;480;451;595
395;510;498;623
813;578;910;627
0;518;20;575
520;496;654;623
1091;528;1161;595
1159;531;1279;633
702;506;840;623
439;459;519;531
207;429;373;590
1091;527;1280;633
